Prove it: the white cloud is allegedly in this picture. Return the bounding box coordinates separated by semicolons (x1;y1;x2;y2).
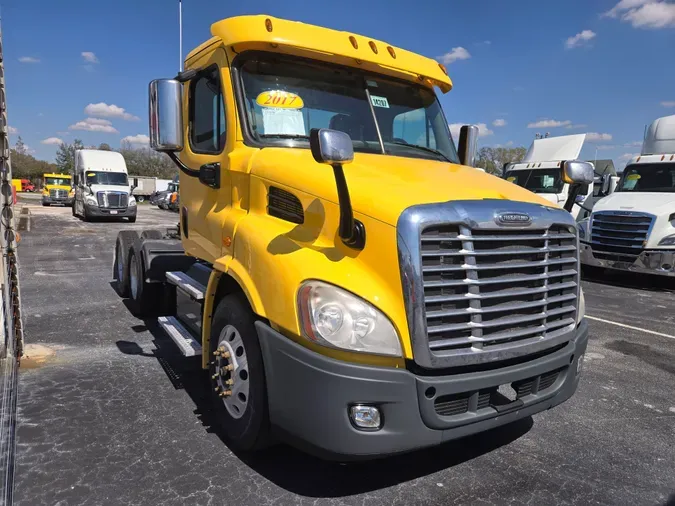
7;126;18;134
69;117;119;133
437;47;471;65
492;118;507;127
84;102;139;121
565;123;588;129
619;152;639;162
121;134;150;145
41;137;64;145
448;123;493;139
565;30;597;49
662;101;675;107
18;56;40;63
625;141;643;147
597;145;617;150
505;141;514;146
81;52;99;64
603;0;675;28
527;119;572;128
586;132;613;142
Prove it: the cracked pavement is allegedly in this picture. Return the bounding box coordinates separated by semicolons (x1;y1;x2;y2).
13;202;675;505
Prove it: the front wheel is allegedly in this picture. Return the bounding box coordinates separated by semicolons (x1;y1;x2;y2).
136;195;145;203
128;215;137;223
209;293;270;452
71;202;76;217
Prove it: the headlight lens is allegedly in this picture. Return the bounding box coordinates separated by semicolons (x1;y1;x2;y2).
128;196;136;206
297;280;402;357
577;287;585;325
84;195;98;205
658;234;675;246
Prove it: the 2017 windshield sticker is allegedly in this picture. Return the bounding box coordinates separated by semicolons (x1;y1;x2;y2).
370;95;389;108
626;174;641;180
506;176;516;183
256;90;304;109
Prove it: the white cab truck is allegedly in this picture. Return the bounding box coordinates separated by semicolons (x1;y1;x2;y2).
504;134;613;220
580;115;675;276
72;149;137;222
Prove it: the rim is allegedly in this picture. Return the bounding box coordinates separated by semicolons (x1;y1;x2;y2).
129;254;139;300
116;244;124;283
213;325;249;420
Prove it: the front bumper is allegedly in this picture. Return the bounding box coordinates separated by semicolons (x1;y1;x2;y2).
42;196;73;206
84;203;136;218
256;319;588;460
580;242;675;277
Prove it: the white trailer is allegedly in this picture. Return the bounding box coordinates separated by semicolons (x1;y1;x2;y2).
580;114;675;276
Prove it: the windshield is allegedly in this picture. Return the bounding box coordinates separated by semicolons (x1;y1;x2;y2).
45;177;71;186
504;168;565;194
85;171;128;186
238;54;459;163
619;163;675;193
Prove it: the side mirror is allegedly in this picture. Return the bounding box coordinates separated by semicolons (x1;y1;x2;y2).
562;160;594;185
600;174;611;196
458;125;479;167
149;79;184;152
309;128;364;249
309;128;354;165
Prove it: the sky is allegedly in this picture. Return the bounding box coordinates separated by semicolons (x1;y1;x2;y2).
2;0;674;167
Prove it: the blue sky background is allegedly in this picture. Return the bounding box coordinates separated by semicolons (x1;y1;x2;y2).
3;0;674;166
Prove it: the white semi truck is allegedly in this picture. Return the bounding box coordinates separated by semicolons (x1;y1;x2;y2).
72;150;137;222
504;134;614;220
579;114;675;276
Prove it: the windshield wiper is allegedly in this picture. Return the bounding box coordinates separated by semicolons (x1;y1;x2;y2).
390;142;450;162
259;134;309;140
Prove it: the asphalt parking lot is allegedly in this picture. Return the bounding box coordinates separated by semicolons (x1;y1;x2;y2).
13;201;675;506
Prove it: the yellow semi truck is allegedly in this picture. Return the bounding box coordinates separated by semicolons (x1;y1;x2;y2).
41;173;73;207
114;15;593;459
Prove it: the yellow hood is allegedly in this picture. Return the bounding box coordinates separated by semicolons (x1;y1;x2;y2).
251;148;555;226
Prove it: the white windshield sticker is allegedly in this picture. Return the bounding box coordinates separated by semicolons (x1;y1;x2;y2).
262;108;305;136
370;95;389;108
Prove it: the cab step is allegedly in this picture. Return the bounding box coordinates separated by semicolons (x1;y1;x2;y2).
158;316;202;357
165;271;205;300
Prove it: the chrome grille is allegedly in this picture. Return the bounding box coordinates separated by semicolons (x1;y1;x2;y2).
96;191;128;209
590;211;654;262
49;189;68;199
398;200;580;368
421;225;578;354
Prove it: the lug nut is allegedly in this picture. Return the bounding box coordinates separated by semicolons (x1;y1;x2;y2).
219;390;232;397
211;374;219;380
225;379;234;386
214;386;221;393
225;364;234;371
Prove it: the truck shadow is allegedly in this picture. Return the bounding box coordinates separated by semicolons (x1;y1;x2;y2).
116;319;534;498
581;266;675;292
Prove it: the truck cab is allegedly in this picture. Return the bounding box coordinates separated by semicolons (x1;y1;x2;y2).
72;149;137;222
41;173;73;207
114;15;593;459
580;114;675;277
503;134;612;220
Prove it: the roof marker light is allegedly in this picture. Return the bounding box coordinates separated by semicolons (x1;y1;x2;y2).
387;46;396;59
349;36;358;49
637;156;641;162
438;63;448;75
369;41;378;54
661;155;665;161
265;18;273;32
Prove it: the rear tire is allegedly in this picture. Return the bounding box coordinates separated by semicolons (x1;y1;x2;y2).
113;230;139;297
141;229;163;240
128;247;161;317
136;195;145;203
209;293;270;452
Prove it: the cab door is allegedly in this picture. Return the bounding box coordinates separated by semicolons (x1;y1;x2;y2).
180;48;233;263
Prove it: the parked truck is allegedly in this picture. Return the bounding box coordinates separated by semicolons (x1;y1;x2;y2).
580;114;675;276
113;15;592;459
128;175;173;202
72;149;137;222
503;134;614;220
41;173;73;206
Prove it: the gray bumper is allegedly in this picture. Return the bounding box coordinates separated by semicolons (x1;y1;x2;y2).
84;203;136;218
42;196;73;206
580;242;675;277
256;319;588;460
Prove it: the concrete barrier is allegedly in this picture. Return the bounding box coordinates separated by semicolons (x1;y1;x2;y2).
17;207;31;232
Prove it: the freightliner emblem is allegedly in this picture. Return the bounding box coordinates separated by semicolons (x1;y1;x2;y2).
496;212;532;226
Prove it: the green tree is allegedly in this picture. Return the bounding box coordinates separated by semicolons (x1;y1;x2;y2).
476;146;527;175
10;149;58;181
98;143;112;151
118;144;177;179
14;136;27;155
55;139;84;173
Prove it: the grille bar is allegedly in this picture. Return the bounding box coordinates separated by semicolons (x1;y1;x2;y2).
590;211;654;262
423;256;576;273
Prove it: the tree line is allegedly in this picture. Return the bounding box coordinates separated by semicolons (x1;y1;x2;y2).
10;136;177;184
475;146;527;175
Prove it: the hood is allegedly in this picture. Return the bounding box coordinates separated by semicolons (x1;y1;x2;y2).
593;192;675;216
44;184;71;191
523;134;586;162
251;149;555;226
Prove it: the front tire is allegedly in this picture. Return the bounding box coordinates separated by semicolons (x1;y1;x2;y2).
209;293;270;452
128;215;137;223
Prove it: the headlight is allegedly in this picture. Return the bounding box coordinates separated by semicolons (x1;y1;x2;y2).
577;218;589;240
128;196;136;206
297;280;402;357
42;189;49;196
84;195;98;206
658;234;675;246
577;287;585;325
